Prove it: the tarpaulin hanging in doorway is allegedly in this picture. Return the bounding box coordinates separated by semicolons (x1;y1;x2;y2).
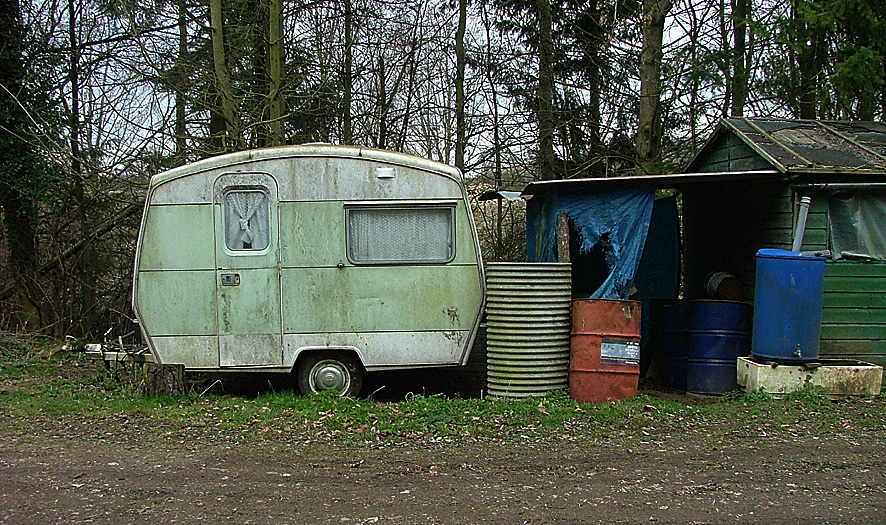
526;184;655;299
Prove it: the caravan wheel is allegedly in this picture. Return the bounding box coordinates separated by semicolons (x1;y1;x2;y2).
296;353;363;397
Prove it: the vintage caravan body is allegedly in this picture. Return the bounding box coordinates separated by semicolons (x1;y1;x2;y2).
133;145;485;395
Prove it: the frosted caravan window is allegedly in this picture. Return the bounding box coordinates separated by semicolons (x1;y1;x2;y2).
224;190;270;251
347;206;455;264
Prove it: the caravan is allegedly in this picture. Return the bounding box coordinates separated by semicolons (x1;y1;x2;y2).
132;145;485;396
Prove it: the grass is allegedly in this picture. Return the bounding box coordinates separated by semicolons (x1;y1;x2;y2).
2;344;885;445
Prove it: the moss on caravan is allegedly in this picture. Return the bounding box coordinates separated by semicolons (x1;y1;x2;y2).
133;145;485;396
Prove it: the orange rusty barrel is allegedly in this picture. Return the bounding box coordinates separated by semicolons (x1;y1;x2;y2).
570;299;641;403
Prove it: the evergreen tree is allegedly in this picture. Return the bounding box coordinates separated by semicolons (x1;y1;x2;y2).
0;0;61;327
493;0;640;178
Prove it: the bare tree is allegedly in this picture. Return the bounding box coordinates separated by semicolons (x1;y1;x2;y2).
637;0;673;173
268;0;285;145
730;0;751;117
209;0;243;150
455;0;467;170
537;0;555;180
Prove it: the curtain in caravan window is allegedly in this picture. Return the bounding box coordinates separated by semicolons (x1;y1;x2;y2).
348;207;453;263
828;190;886;260
224;191;270;251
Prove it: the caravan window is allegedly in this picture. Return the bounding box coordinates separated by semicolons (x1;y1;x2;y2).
346;205;455;264
223;190;270;251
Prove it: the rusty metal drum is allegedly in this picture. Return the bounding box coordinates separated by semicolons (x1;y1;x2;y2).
570;299;642;403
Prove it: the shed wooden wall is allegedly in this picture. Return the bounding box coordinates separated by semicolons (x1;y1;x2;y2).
800;193;886;368
689;132;771;173
681;182;792;300
683;133;793;300
687;131;886;371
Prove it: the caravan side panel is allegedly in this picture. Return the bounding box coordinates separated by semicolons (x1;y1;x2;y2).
135;182;219;368
276;155;484;370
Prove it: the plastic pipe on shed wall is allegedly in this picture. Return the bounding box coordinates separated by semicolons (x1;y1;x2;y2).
792;195;812;252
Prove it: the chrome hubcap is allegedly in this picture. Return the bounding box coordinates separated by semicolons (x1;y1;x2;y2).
310;360;350;394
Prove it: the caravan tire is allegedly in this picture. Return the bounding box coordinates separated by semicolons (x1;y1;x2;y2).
296;352;363;397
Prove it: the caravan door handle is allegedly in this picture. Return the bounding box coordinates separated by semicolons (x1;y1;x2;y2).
220;273;241;286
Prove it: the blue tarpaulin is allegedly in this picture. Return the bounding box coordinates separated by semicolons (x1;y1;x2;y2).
526;184;655;299
633;195;682;364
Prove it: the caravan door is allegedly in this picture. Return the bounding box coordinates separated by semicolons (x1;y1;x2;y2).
213;173;283;366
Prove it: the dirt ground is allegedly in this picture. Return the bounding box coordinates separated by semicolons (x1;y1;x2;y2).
2;390;885;525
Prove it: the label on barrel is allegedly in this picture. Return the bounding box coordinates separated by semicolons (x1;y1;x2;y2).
601;340;640;364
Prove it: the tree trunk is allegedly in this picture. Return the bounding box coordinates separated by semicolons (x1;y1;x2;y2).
587;58;603;177
342;0;353;144
455;0;467;171
718;0;731;116
792;0;821;120
730;0;750;117
209;0;242;150
0;0;42;330
585;4;604;177
687;4;699;151
69;0;97;336
142;363;187;397
377;56;387;149
268;0;284;145
480;1;505;259
537;0;555;180
637;0;672;173
395;27;419;152
175;0;187;158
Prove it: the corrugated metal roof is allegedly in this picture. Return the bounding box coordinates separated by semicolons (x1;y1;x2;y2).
689;118;886;174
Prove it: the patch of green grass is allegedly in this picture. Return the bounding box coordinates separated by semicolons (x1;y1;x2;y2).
2;350;885;445
0;355;56;381
722;389;775;404
854;415;886;429
783;384;831;405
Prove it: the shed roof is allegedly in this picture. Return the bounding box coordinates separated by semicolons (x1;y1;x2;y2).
522;118;886;196
521;169;784;195
687;118;886;175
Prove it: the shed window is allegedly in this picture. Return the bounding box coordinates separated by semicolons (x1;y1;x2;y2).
224;190;270;251
347;206;454;264
828;190;886;260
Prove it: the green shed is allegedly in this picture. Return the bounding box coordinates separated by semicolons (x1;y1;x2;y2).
522;117;886;370
684;118;886;368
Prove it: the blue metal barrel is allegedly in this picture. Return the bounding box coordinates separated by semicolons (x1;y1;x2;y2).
687;300;751;394
654;300;690;390
752;249;826;362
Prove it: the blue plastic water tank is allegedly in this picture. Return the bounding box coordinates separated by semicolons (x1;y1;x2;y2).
751;249;826;362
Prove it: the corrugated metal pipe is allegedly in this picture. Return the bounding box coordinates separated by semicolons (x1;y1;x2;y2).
792;195;812;252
